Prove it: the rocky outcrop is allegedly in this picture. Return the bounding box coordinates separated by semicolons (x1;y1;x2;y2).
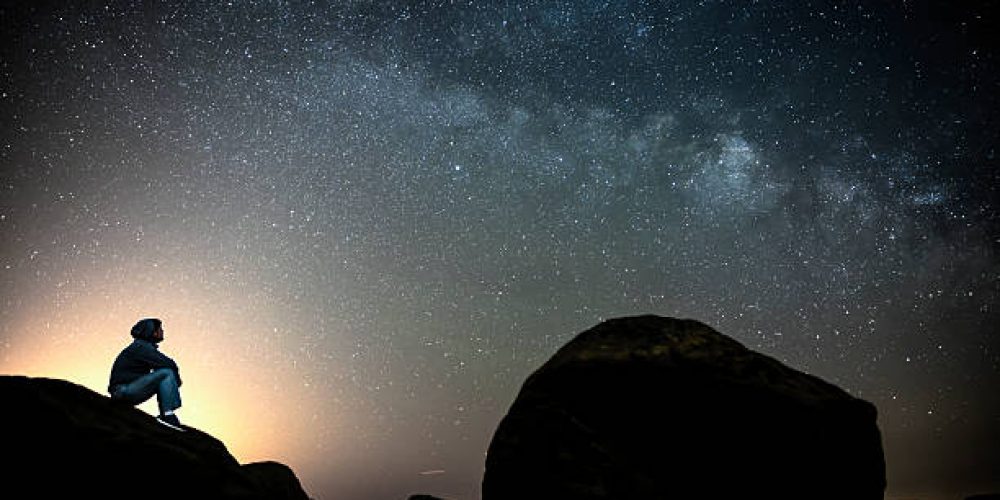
483;315;886;499
0;375;309;499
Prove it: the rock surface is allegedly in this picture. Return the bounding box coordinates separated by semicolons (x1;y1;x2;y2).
0;375;309;499
483;315;886;499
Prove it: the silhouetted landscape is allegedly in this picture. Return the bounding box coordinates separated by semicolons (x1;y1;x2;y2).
0;375;308;499
5;315;944;499
482;315;886;499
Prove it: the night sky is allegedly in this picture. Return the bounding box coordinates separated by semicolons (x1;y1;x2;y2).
1;2;998;499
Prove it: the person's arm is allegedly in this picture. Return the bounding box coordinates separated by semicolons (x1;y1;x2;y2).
135;343;182;386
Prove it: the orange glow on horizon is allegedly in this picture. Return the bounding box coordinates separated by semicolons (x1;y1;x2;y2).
0;278;345;491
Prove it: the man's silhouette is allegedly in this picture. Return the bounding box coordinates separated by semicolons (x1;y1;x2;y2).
108;318;184;431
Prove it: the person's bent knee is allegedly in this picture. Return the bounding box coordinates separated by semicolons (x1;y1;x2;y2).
151;368;176;380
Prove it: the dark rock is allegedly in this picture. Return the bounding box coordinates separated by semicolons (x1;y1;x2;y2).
483;315;886;500
966;495;1000;500
408;495;447;500
0;375;310;499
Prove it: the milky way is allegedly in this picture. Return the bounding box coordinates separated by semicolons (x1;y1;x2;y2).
1;2;997;499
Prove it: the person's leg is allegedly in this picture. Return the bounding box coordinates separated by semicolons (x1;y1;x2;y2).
154;368;182;415
113;369;167;406
114;368;181;415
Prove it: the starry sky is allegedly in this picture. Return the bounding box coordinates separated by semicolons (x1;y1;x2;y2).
1;1;997;499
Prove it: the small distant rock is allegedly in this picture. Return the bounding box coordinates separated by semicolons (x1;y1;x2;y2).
483;315;886;499
0;375;309;499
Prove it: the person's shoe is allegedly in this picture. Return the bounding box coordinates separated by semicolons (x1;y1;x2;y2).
156;413;185;431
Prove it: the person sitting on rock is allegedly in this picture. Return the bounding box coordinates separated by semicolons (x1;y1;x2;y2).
108;318;185;431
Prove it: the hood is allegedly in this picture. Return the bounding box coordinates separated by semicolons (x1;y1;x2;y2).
130;318;161;344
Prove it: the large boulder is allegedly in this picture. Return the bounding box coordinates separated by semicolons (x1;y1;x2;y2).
0;375;309;499
483;315;886;499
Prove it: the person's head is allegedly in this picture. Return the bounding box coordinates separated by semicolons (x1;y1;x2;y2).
131;318;163;343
